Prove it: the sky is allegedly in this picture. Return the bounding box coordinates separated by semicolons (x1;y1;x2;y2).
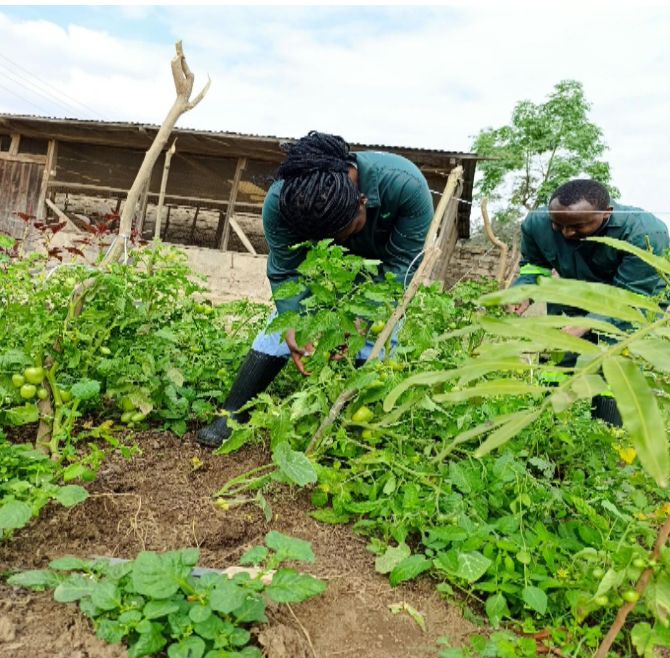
0;3;669;221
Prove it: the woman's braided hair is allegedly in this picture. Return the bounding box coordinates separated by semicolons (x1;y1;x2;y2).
277;131;360;240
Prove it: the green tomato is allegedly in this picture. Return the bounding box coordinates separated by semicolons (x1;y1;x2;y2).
130;412;146;423
351;406;375;424
592;567;605;579
37;387;48;400
370;320;385;335
633;558;647;569
24;366;45;385
120;397;135;412
120;411;134;424
11;373;25;388
99;346;112;356
60;389;73;403
594;595;609;607
20;383;37;400
622;590;640;603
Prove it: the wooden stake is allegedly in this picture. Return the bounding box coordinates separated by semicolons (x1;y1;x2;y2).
154;138;177;241
480;197;509;284
219;157;247;251
37;139;57;220
189;205;201;242
595;516;670;658
229;216;257;255
102;41;209;265
306;166;463;454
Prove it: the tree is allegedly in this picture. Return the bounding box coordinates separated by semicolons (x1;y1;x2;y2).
472;80;619;225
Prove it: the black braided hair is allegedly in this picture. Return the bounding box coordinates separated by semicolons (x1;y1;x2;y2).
277;131;360;240
550;179;610;210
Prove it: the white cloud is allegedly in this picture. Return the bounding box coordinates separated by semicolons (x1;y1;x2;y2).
0;5;668;219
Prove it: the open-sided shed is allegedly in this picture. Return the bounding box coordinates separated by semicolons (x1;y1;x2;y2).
0;113;479;285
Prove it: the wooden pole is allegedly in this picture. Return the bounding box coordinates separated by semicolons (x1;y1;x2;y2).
306;165;463;454
219;157;247;251
481;197;509;284
162;205;172;240
37;139;57;220
136;179;150;236
228;216;257;255
189;205;201;242
154;138;177;241
102;41;209;265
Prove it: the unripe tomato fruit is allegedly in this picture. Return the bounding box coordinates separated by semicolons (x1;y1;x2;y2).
352;406;375;423
37;387;48;400
24;367;45;385
12;374;25;387
622;590;640;603
20;384;37;400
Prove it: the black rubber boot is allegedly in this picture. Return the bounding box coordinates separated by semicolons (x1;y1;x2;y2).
196;350;288;448
591;395;623;427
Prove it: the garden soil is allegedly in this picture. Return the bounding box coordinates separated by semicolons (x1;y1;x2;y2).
0;432;478;658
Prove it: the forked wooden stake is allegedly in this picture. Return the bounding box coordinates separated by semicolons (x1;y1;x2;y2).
102;41;209;265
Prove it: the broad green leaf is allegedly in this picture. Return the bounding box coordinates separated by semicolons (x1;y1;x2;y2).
629;337;670;373
143;599;181;619
90;580;120;611
649;572;670;626
4;403;40;426
589;236;670;276
522;586;547;614
231;595;267;623
485;593;509;628
188;603;212;623
272;441;317;486
473;410;542;458
433;380;545;403
570;374;609;399
53;485;89;507
479;317;601;355
209;579;247;614
71;378;101;401
265;531;315;563
7;569;61;589
128;621;167;658
239;545;268;566
480;278;655;323
131;550;194;599
602;356;669;487
265;568;327;603
53;573;96;602
455;551;491;582
168;637;206;658
49;556;92;571
389;555;432;586
166;367;185;388
0;501;32;529
96;619;126;645
375;543;411;574
631;623;653;658
482;313;625;336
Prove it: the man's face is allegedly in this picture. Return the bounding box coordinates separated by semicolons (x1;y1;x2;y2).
334;194;367;243
549;198;613;241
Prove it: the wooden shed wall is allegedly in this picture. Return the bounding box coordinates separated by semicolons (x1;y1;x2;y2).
0;160;43;235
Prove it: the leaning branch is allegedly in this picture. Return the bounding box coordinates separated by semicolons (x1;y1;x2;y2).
480;197;509;284
101;41;210;265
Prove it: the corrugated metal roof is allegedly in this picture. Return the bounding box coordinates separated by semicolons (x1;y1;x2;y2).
0;112;479;159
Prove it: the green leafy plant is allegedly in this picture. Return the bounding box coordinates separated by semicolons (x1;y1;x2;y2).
6;531;326;658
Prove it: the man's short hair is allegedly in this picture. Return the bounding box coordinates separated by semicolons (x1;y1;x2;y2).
550;179;610;210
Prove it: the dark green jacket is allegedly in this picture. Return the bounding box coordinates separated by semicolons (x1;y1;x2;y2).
514;203;669;322
263;151;434;314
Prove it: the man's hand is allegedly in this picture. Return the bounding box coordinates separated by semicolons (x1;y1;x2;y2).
562;325;590;338
506;300;531;316
285;329;314;377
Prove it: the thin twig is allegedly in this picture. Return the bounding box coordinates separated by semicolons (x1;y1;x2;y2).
286;603;319;658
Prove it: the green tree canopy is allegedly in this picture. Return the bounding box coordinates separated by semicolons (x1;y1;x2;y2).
472;80;619;225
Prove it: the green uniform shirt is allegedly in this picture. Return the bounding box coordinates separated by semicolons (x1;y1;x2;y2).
514;203;669;324
263;151;434;314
